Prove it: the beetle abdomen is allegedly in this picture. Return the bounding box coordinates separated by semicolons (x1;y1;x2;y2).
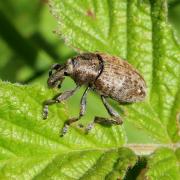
94;53;147;103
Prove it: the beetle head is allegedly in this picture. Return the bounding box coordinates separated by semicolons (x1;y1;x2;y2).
47;63;65;88
47;59;74;88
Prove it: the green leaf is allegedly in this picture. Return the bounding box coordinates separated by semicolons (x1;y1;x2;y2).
50;0;127;57
146;148;180;179
50;0;180;143
0;81;128;179
105;148;137;179
1;0;180;179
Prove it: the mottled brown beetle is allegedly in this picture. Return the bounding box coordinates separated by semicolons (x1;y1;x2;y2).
43;53;147;136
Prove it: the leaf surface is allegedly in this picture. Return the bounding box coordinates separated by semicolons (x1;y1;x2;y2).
0;0;180;179
146;148;180;179
0;81;127;179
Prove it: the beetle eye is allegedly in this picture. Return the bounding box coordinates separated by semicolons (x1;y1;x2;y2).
64;72;69;76
70;58;78;67
52;63;61;70
49;69;57;77
49;70;52;77
49;63;62;77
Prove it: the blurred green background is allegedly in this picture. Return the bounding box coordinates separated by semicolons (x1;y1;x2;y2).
0;0;180;143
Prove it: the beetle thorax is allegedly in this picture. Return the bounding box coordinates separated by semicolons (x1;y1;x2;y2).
67;58;101;86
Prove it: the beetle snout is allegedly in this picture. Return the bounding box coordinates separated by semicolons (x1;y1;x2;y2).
47;75;65;89
47;78;59;88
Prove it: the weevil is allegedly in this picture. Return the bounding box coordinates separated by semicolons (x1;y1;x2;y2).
43;53;147;136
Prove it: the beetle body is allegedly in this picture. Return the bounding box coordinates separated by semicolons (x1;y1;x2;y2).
50;53;146;103
44;52;147;136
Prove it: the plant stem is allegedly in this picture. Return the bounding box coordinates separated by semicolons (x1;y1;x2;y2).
126;143;180;155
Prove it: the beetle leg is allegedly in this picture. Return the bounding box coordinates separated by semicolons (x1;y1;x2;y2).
85;95;123;132
42;86;80;119
61;86;90;137
101;96;123;124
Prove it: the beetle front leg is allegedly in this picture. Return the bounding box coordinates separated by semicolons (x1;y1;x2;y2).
42;86;80;119
85;95;123;132
61;86;90;137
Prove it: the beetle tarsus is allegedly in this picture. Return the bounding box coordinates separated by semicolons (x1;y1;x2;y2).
94;116;123;125
113;116;123;125
42;99;57;119
60;124;69;137
85;115;123;133
43;105;48;119
85;123;94;133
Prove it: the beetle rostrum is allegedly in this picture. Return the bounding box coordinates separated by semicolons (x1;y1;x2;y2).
43;52;147;136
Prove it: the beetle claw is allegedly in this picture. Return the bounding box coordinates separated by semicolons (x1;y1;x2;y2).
85;123;94;133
